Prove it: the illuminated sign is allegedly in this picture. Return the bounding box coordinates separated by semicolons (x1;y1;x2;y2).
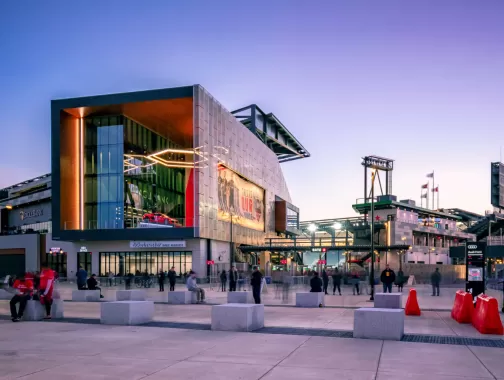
217;165;265;232
20;208;43;221
129;241;186;249
280;259;287;265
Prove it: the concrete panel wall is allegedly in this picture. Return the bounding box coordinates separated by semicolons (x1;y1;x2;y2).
0;234;40;272
193;86;292;246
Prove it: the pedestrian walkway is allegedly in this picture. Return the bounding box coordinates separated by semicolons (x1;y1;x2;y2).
1;320;504;379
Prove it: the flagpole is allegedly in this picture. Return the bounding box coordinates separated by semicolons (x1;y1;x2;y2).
437;185;439;209
432;170;435;210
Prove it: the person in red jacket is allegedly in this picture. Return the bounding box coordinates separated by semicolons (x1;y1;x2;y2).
10;273;34;322
38;266;55;319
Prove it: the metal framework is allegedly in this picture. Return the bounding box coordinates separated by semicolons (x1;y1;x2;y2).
362;155;394;202
231;104;310;163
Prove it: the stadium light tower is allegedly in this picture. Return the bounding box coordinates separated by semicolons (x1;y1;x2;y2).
370;169;377;301
308;224;317;233
332;222;341;230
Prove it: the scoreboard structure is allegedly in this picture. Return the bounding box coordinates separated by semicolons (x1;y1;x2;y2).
491;162;504;210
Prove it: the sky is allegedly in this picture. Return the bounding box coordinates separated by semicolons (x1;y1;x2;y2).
0;0;503;220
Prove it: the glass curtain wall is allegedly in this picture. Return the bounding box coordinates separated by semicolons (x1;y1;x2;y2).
46;253;67;277
84;116;124;229
99;251;192;276
83;115;186;229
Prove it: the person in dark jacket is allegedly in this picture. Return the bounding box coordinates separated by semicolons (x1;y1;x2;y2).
310;272;323;292
158;270;165;292
396;269;405;292
167;267;177;291
431;268;441;296
250;267;263;304
76;266;87;290
380;264;396;293
332;268;342;295
219;270;227;292
229;266;238;292
322;269;329;295
86;274;104;298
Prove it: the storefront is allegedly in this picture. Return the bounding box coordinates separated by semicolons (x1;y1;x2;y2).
99;251;192;276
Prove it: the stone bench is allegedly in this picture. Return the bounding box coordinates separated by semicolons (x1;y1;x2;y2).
24;300;46;321
211;303;264;332
116;290;146;301
353;308;404;341
50;299;64;319
296;292;325;308
374;293;402;309
100;301;154;325
72;290;101;302
227;291;254;304
0;289;12;300
167;290;197;304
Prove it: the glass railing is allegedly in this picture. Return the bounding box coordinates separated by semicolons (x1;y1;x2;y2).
63;217;196;230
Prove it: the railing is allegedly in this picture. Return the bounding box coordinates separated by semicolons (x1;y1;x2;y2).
64;217;194;230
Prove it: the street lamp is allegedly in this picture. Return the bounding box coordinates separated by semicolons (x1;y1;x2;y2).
370;169;377;301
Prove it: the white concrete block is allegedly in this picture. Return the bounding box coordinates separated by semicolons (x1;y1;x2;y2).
296;292;325;308
227;291;254;304
24;300;45;321
100;301;154;325
211;303;264;332
353;308;404;341
374;293;402;309
72;290;100;302
167;291;197;304
51;299;64;319
116;290;146;301
0;289;13;300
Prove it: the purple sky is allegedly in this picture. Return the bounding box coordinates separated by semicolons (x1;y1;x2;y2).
1;0;503;220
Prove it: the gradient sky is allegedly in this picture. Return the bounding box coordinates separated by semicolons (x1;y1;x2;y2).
1;0;503;220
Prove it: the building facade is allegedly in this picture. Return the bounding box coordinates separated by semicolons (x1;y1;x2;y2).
0;84;303;278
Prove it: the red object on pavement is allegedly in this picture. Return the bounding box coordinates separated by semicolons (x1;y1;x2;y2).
405;288;421;316
451;290;473;323
472;295;503;335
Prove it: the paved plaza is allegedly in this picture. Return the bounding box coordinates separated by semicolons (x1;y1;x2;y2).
1;284;504;379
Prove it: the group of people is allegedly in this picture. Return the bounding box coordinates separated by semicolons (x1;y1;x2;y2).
9;266;55;322
76;266;104;298
218;266;263;304
157;267;178;292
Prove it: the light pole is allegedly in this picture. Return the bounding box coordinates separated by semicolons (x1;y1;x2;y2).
230;213;235;269
370;169;377;301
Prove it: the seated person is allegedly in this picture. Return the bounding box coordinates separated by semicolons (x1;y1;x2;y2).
310;271;323;293
10;273;34;322
86;274;104;298
186;271;205;303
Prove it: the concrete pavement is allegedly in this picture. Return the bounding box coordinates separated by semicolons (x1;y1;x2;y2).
1;320;504;379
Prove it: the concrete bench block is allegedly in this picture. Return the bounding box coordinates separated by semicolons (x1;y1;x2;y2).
296;292;325;308
211;303;264;332
116;290;146;301
51;299;64;319
100;301;154;325
24;300;45;321
72;290;101;302
374;293;402;309
0;289;12;300
227;291;254;304
167;291;197;304
354;308;404;341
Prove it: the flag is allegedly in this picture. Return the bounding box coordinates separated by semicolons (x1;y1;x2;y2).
421;183;428;189
426;172;434;178
432;186;439;192
421;193;427;198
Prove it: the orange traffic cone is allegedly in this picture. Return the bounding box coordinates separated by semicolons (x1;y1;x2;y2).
405;288;421;316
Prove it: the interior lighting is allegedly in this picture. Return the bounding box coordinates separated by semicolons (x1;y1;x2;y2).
333;222;341;230
307;224;317;232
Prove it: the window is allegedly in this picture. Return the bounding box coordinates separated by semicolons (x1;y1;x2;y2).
77;252;92;274
46;252;67;277
99;251;192;277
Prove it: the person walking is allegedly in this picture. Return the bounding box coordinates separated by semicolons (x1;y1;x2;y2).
380;264;396;293
250;267;263;304
9;273;33;322
167;267;177;291
186;271;205;303
108;271;114;287
351;271;360;295
219;270;227;292
431;268;441;296
322;269;329;295
310;272;323;292
396;269;405;292
76;266;87;290
158;270;165;292
332;268;342;295
229;266;238;292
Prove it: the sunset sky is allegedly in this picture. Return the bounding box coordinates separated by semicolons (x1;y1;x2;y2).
1;0;503;220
